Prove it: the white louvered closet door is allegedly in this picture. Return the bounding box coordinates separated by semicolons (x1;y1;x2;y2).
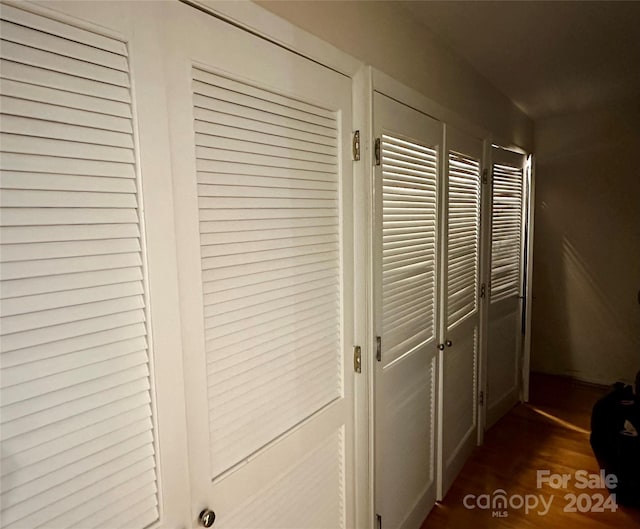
161;3;354;528
373;92;441;529
0;3;158;529
486;146;526;428
0;2;191;529
438;128;483;498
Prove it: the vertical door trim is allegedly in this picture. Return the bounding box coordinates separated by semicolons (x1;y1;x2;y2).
435;123;448;501
477;139;492;445
352;65;375;529
522;154;536;402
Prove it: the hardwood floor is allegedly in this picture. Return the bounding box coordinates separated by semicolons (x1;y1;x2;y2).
421;373;640;528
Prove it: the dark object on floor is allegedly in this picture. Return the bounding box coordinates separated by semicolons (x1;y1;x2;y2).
590;375;640;507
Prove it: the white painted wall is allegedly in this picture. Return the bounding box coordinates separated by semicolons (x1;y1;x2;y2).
255;0;533;150
531;98;640;385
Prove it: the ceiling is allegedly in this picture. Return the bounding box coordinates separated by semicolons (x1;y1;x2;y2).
401;1;640;120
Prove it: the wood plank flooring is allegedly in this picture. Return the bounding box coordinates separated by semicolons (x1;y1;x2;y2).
421;373;640;528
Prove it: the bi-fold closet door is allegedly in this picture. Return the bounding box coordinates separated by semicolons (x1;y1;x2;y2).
372;92;486;529
486;146;526;428
438;128;484;497
1;1;357;528
162;2;357;528
0;2;529;527
373;92;441;529
0;1;190;528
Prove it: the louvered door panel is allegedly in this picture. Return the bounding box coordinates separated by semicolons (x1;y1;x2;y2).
191;68;341;479
374;92;440;529
491;163;523;302
439;132;483;499
0;5;158;529
447;152;481;327
382;134;437;365
486;147;525;428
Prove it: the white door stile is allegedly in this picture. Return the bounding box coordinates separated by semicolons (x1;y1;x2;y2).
477;139;492;445
522;154;535;403
352;64;375;529
435;123;448;503
125;4;193;527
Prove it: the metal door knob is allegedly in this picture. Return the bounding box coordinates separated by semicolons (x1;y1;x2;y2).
199;509;216;528
445;340;453;347
437;343;445;350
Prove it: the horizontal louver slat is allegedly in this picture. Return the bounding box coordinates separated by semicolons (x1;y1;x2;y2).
0;4;126;55
193;84;336;130
1;354;149;410
192;67;341;479
0;95;133;134
0;60;131;103
0;6;158;529
195;120;337;156
382;134;437;362
1;222;139;245
193;69;335;119
194;107;336;149
72;492;158;529
0;21;128;72
1;335;147;386
491;162;523;302
193;92;335;138
0;405;151;477
0;133;135;163
0;152;135;178
0;40;129;86
447;151;480;328
0;116;133;149
0;79;132;118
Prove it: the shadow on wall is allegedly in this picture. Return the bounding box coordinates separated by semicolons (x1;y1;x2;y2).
531;98;640;385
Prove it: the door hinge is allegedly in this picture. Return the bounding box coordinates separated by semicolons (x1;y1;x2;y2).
374;137;381;166
376;514;382;529
482;168;488;184
352;130;361;161
353;345;362;373
480;282;486;299
479;390;485;406
376;336;382;362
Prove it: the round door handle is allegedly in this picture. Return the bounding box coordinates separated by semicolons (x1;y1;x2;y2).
437;343;445;350
199;509;216;528
445;340;453;347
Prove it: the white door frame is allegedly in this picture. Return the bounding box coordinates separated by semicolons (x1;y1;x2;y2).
522;154;536;403
477;139;492;445
352;65;376;529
